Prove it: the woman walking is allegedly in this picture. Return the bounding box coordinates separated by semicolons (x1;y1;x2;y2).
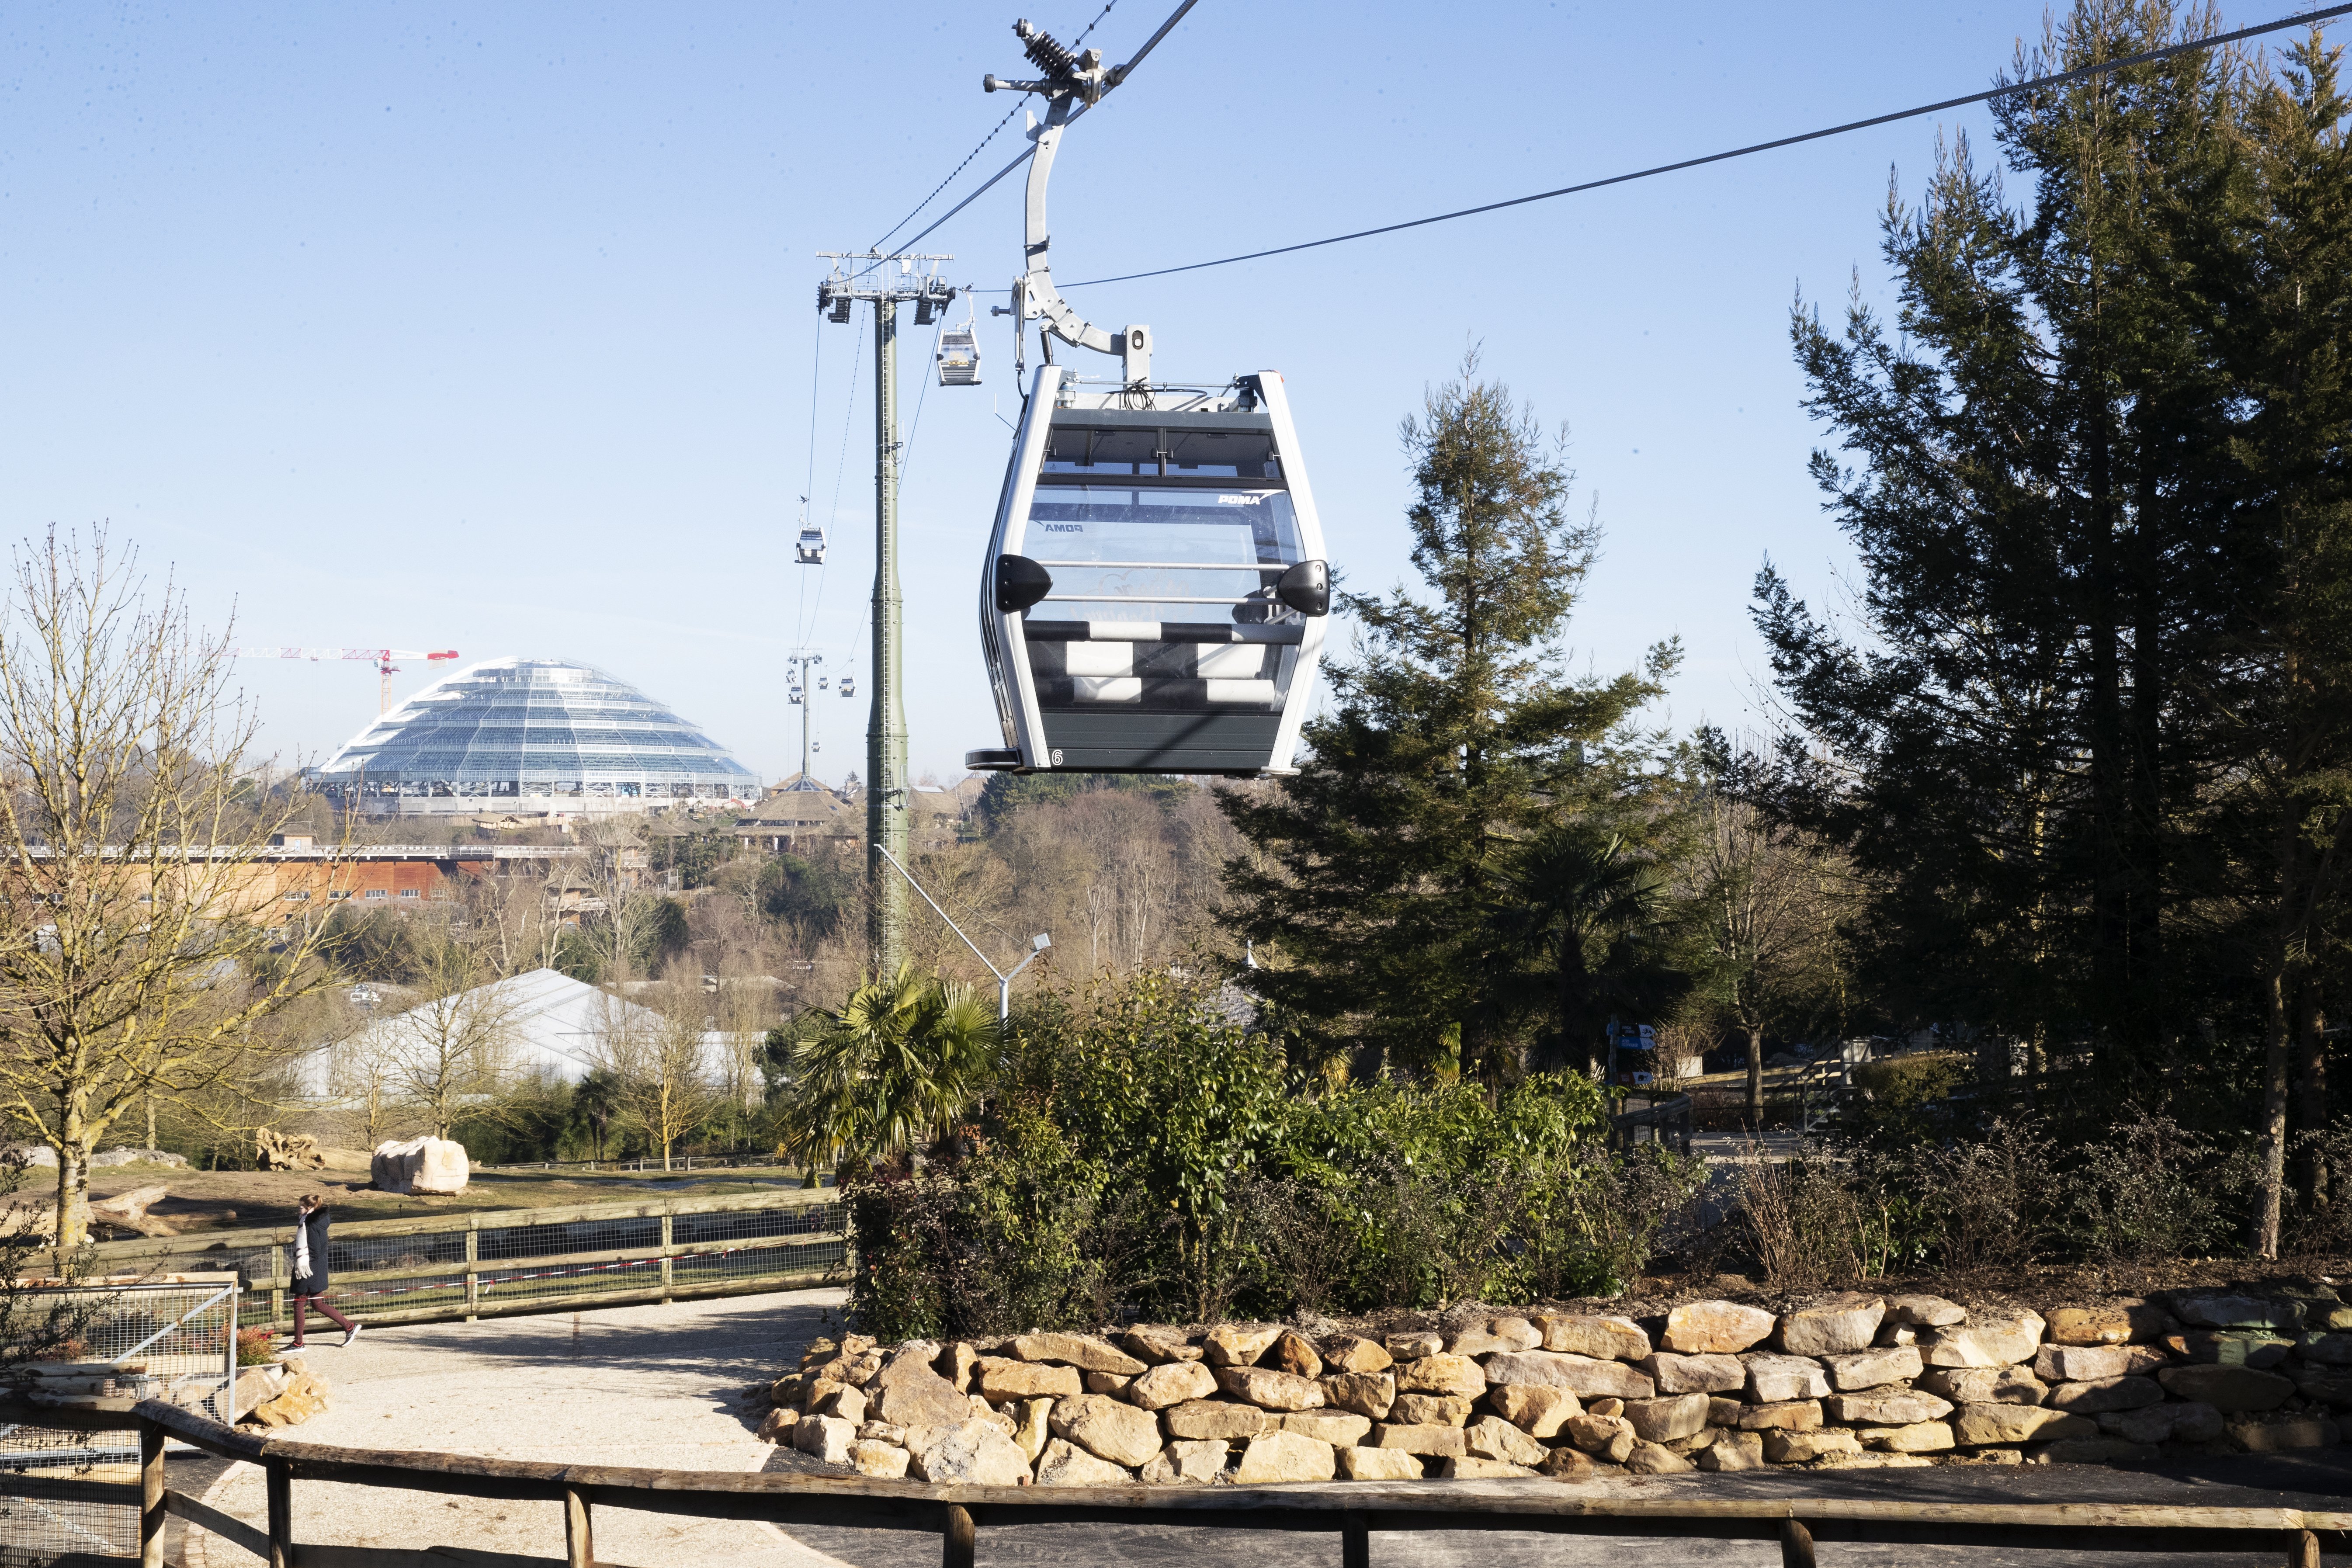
287;1193;363;1351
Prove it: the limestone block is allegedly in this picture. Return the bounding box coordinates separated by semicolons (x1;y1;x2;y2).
2118;1344;2169;1376
371;1134;469;1196
1561;1412;1633;1454
1395;1352;1485;1399
1337;1445;1426;1480
245;1371;330;1429
1085;1372;1136;1396
2298;1331;2352;1366
1162;1400;1271;1440
940;1342;979;1393
1763;1428;1862;1463
1488;1384;1580;1438
1139;1438;1228;1485
1370;1422;1467;1456
1736;1401;1822;1432
2043;1376;2163;1415
1447;1316;1542;1358
847;1440;910;1478
2171;1294;2303;1332
1662;1300;1776;1354
754;1406;794;1443
1035;1436;1131;1485
1218;1365;1326;1411
911;1417;1034;1485
1385;1330;1444;1362
1129;1360;1219;1410
1280;1410;1372;1446
1389;1393;1475;1426
1322;1371;1396;1420
974;1357;1082;1401
1322;1334;1393;1374
2033;1344;2132;1382
2227;1414;2342;1452
2291;1366;2352;1405
1049;1393;1165;1467
1918;1366;2046;1405
1203;1324;1284;1367
1540;1445;1598;1479
1122;1325;1201;1365
1743;1354;1830;1404
1884;1294;1966;1327
1462;1414;1548;1466
1267;1330;1324;1379
2096;1399;2223;1446
810;1385;866;1424
1620;1393;1710;1443
1642;1352;1745;1394
1537;1313;1651;1361
1950;1404;2096;1446
793;1415;856;1464
1920;1310;2046;1368
1860;1421;1954;1453
870;1357;972;1431
1778;1294;1886;1357
2168;1331;2293;1368
1442;1455;1543;1478
1821;1345;1922;1392
1484;1351;1653;1400
1014;1333;1146;1375
2045;1301;2168;1345
1009;1398;1053;1462
2156;1363;2293;1413
972;1402;1016;1435
1824;1389;1951;1426
1588;1398;1624;1419
1698;1433;1761;1471
1234;1430;1336;1482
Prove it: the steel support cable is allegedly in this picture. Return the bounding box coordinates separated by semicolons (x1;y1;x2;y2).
1056;1;2352;288
804;302;866;648
791;309;825;648
868;0;1126;254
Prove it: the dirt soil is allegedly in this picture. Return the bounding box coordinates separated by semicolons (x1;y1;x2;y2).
68;1161;825;1240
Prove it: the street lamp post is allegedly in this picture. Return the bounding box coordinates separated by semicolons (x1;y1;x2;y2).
871;843;1050;1020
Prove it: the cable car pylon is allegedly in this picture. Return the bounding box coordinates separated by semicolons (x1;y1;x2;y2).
968;11;1331;779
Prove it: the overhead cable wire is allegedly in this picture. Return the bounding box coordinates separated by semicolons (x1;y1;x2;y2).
1057;2;2352;288
791;308;824;648
881;0;1196;260
868;0;1125;254
805;302;865;647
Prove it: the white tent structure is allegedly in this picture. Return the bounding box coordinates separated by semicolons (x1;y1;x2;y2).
303;968;671;1097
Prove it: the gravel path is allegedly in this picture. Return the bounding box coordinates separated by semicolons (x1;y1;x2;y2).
177;1290;2352;1567
185;1288;856;1568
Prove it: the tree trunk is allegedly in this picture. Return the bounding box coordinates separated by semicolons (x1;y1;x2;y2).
1745;1026;1765;1129
2293;991;2329;1222
2256;947;2293;1259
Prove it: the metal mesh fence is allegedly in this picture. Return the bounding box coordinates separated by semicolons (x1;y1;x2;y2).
0;1424;139;1568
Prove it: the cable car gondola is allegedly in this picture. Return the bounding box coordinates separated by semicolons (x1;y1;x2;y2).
964;19;1329;778
937;310;982;387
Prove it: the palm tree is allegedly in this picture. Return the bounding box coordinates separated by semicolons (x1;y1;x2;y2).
776;964;999;1175
1489;826;1678;1077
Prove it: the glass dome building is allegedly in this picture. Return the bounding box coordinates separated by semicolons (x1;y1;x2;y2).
313;657;760;814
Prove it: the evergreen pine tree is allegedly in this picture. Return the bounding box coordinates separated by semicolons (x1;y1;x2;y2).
1222;355;1676;1081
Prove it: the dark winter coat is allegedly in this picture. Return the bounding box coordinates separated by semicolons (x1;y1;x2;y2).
291;1208;331;1296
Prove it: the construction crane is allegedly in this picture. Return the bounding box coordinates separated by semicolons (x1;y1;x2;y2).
232;647;461;715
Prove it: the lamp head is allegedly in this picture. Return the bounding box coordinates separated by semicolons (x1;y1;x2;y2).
1031;933;1052;952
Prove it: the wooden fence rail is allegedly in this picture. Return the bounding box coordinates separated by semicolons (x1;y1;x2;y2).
6;1398;2334;1568
77;1187;847;1331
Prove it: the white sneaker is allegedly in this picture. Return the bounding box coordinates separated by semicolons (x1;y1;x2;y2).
342;1324;364;1349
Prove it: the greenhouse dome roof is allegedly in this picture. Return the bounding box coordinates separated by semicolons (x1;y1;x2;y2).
312;656;758;805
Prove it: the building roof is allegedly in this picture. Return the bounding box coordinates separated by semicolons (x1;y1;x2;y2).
340;967;665;1088
312;657;759;801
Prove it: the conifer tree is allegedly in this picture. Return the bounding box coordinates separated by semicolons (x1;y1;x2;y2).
1222;355;1676;1081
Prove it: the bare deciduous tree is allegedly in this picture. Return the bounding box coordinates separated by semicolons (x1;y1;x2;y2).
588;985;718;1171
0;529;335;1252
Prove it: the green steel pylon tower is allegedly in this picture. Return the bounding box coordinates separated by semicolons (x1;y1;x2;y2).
815;252;955;977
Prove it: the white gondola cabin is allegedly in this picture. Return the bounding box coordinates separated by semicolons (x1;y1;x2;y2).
794;524;827;566
962;16;1331;777
937;324;981;387
968;364;1329;776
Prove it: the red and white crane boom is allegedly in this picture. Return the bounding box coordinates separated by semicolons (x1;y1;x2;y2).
232;647;461;714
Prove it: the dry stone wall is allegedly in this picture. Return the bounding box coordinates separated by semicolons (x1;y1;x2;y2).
756;1284;2352;1485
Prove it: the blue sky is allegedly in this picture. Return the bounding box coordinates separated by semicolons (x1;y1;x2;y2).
0;1;2292;785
